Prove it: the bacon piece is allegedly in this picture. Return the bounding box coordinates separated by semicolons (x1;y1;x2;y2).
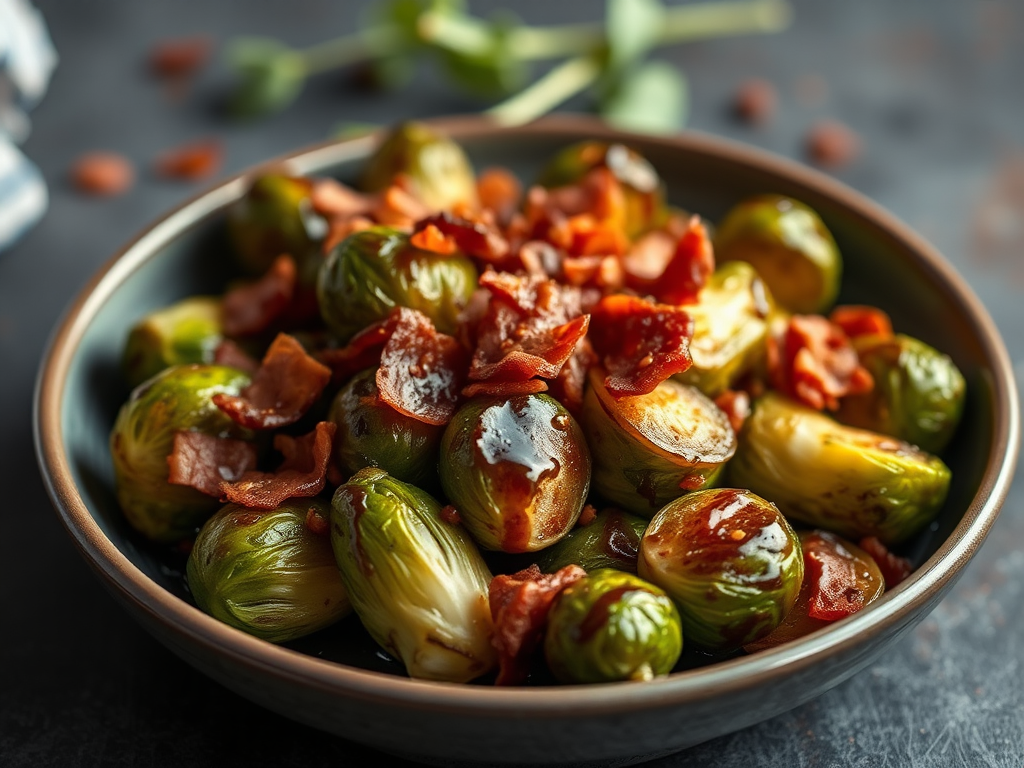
488;564;586;686
167;431;259;496
221;422;336;509
859;536;913;589
410;223;458;255
213;333;331;429
305;505;330;535
547;338;596;417
221;255;296;336
72;152;135;196
414;211;509;262
476;167;522;223
715;389;751;434
440;505;462;526
578;504;597;527
622;229;675;287
804;532;873;620
588;295;694;398
656;216;715;305
372;183;430;228
213;339;260;375
830;305;894;340
310;178;373;218
149;35;213;78
318;320;392;383
154;139;223;180
461;379;548;398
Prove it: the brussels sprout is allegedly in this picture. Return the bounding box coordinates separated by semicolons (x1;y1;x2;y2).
675;262;774;396
110;365;254;542
317;226;477;342
544;569;682;684
187;499;350;643
715;194;841;314
836;334;966;454
330;468;496;682
360;121;477;211
582;369;735;517
638;488;804;653
537;141;666;238
730;392;951;544
440;394;591;553
534;508;649;575
122;296;224;389
328;368;443;487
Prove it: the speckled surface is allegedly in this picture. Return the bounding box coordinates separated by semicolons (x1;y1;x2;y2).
3;1;1023;766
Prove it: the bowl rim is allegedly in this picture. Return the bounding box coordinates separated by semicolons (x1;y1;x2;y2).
34;113;1020;718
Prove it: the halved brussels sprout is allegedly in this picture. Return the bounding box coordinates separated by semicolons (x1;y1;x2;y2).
730;392;951;544
360;121;477;211
110;365;253;542
638;488;804;653
582;369;735;517
330;468;496;682
544;569;682;684
534;508;648;575
317;226;477;342
714;194;841;314
122;296;223;389
439;394;591;553
836;333;966;454
187;499;350;643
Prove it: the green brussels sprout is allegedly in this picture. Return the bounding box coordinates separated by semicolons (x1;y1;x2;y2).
328;368;443;487
537;141;666;238
122;296;224;389
582;369;736;518
330;468;496;682
110;365;254;542
534;508;649;575
187;499;350;643
360;121;478;211
638;488;804;653
836;334;966;454
440;394;591;553
675;262;774;396
317;226;477;342
714;194;841;314
730;392;951;545
544;569;682;684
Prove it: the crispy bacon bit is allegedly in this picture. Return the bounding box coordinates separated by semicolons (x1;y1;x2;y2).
859;536;913;589
476;167;522;222
318;320;393;384
154;139;223;180
372;183;430;228
589;295;694;398
489;564;586;686
414;211;509;262
622;229;676;286
213;333;331;429
72;152;135;196
310;178;372;218
409;223;458;255
149;35;213;78
806;119;860;169
167;431;258;497
220;422;336;509
804;532;872;620
305;505;330;535
830;305;894;340
213;340;260;375
715;390;751;434
656;216;715;305
547;338;596;417
221;255;296;336
768;315;874;411
734;78;777;124
440;505;462;525
578;504;597;527
461;379;549;398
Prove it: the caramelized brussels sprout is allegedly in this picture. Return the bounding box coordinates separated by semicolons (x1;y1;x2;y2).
328;368;444;487
110;365;253;542
187;499;350;643
638;488;804;653
544;569;682;684
836;334;966;454
360;121;477;211
330;468;496;682
122;296;223;389
582;369;735;517
730;392;951;544
317;226;477;342
534;508;648;575
439;394;591;553
715;194;841;314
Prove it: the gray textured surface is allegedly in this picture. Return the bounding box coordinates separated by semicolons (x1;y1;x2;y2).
2;1;1022;766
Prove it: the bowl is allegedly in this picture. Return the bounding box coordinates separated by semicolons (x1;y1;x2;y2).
35;114;1019;767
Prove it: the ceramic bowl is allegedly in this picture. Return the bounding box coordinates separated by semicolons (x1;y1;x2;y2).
35;115;1019;767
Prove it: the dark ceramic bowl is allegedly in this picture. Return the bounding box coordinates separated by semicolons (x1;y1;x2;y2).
35;115;1019;767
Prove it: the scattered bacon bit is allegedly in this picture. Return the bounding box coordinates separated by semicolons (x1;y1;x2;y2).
550;214;630;258
655;216;715;305
221;255;296;336
578;504;597;527
213;333;332;429
155;139;223;180
547;338;596;417
213;339;260;375
440;505;462;525
372;183;430;228
830;305;894;340
305;505;330;535
414;211;509;262
476;167;522;223
715;390;752;434
461;379;549;398
734;78;777;124
71;152;135;196
167;431;258;497
149;35;213;78
488;564;587;686
318;320;393;384
859;536;913;589
622;229;676;287
806;120;860;169
518;240;562;279
804;532;873;620
410;223;458;254
310;178;373;218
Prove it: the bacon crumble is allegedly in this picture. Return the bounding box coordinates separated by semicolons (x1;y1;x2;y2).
221;255;297;336
167;431;258;496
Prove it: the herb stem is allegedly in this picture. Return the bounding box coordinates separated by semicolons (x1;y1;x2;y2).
300;26;403;74
486;55;600;126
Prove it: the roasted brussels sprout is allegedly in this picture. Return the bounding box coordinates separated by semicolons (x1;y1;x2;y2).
360;121;478;211
544;569;682;684
836;334;966;454
317;226;477;342
122;296;223;389
638;488;804;653
328;368;444;487
583;369;735;517
534;508;649;575
730;392;951;544
110;365;253;542
440;394;591;553
187;499;350;643
330;468;496;682
715;194;841;314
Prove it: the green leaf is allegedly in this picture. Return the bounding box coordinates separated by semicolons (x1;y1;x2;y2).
439;12;528;98
605;0;664;74
600;61;688;133
228;38;307;117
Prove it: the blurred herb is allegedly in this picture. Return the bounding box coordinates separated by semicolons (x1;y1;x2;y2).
228;0;790;132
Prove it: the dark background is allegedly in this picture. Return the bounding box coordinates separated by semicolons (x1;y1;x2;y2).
2;1;1023;766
